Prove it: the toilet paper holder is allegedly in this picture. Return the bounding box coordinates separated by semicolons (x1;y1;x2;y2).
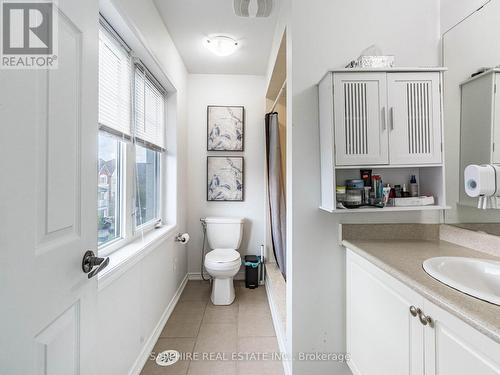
464;164;500;209
175;233;190;244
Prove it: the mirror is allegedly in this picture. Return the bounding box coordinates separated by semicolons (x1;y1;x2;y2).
443;0;500;235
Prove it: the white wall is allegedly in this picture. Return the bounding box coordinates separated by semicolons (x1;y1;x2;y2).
287;1;441;374
186;74;267;276
440;0;491;34
97;1;189;374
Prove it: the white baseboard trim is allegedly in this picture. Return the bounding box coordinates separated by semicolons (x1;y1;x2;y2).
128;274;188;375
265;276;291;375
187;271;245;281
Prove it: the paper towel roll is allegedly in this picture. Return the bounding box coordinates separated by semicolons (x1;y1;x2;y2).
464;164;500;197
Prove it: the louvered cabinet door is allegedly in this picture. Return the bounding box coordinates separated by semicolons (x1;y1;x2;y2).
333;73;389;166
387;73;442;164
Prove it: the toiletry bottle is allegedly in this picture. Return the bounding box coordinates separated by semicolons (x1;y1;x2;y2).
402;184;410;198
409;175;418;197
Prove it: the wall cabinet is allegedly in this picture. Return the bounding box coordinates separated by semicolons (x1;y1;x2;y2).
346;249;500;375
318;68;446;212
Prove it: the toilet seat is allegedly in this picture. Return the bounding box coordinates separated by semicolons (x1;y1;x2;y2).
205;249;241;270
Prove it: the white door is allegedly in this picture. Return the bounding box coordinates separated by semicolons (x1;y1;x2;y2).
0;1;100;374
387;72;442;164
346;250;424;375
333;72;389;166
423;300;500;375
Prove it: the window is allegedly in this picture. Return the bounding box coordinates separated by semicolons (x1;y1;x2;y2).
98;16;167;253
135;145;160;227
98;134;122;246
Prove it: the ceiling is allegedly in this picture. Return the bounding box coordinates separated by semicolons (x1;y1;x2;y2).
153;0;279;75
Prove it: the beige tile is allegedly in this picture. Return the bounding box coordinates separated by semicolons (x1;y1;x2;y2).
236;287;267;305
170;301;207;321
194;323;238;354
236;360;284;375
237;313;276;337
180;281;211;302
160;318;203;338
203;302;238;324
237;336;279;354
140;338;195;375
187;360;236;375
238;300;272;317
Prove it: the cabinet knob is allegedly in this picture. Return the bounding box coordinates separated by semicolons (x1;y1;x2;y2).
409;305;419;317
418;310;434;327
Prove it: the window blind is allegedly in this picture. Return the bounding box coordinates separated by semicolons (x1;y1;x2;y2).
98;22;132;139
134;65;166;151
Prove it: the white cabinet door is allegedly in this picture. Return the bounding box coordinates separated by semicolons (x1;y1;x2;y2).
0;1;99;374
388;73;442;164
333;73;389;165
346;250;424;375
424;300;500;375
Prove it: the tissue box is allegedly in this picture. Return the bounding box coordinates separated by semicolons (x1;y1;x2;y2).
346;55;395;68
392;196;435;207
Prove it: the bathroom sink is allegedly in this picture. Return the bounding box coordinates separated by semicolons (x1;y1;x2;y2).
422;257;500;306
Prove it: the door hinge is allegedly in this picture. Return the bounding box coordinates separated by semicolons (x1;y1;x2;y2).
495;84;497;94
493;142;496;152
441;142;443;153
439;83;442;93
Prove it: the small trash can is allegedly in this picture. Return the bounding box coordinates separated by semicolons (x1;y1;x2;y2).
244;255;260;289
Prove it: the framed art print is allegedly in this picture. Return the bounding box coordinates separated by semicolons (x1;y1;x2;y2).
207;156;244;201
207;106;244;151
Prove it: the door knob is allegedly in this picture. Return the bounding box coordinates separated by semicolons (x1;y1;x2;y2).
82;250;110;279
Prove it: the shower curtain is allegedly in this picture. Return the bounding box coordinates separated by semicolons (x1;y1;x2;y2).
265;112;287;279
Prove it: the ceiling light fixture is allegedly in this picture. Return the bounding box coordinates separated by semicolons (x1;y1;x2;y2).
204;36;239;57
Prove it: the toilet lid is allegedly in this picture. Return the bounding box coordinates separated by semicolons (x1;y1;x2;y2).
205;249;240;263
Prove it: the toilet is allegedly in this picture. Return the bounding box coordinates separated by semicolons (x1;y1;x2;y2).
204;217;244;305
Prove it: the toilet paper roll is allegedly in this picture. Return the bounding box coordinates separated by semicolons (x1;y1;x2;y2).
464;164;500;197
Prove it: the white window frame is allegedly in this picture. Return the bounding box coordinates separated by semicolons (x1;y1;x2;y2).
98;16;167;257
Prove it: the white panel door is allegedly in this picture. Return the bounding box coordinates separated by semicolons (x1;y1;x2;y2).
0;1;99;374
388;73;442;164
423;300;500;375
346;250;424;375
333;73;389;165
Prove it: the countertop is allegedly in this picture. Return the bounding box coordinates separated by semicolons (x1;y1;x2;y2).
342;238;500;344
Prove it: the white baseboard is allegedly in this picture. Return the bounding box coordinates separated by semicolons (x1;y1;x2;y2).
128;274;188;375
265;276;291;375
187;270;245;281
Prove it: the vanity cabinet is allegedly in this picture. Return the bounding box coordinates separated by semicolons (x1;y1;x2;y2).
346;249;500;375
318;68;447;212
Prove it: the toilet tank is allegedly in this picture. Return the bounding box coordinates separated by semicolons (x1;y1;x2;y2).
205;217;245;249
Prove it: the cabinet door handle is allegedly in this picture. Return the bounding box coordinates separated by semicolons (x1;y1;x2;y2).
389;107;395;130
418;309;434;327
409;305;418;317
381;107;387;130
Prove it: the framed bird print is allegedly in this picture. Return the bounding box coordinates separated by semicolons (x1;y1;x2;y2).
207;156;244;201
207;106;244;151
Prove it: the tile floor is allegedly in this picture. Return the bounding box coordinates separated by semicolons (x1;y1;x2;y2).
140;280;284;375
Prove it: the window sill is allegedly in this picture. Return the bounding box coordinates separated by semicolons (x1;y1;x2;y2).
97;224;178;291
